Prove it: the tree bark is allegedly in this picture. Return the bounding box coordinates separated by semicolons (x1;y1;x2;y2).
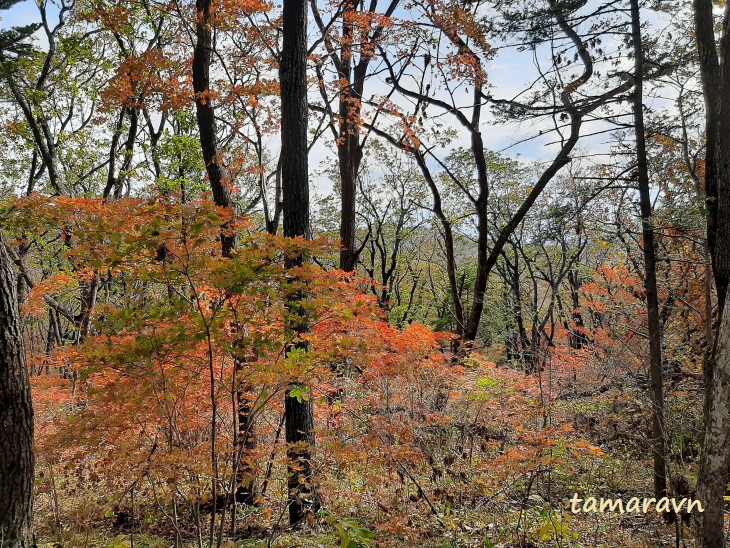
0;237;34;547
280;0;316;525
192;0;234;256
280;0;310;242
630;0;667;499
697;297;730;548
337;0;361;272
694;0;728;310
694;1;730;544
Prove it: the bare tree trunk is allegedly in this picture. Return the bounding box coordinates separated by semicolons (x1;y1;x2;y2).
0;237;34;547
337;0;361;273
694;1;730;544
694;0;729;310
412;151;464;341
280;0;316;525
192;0;233;256
103;107;139;201
697;297;730;548
630;0;667;499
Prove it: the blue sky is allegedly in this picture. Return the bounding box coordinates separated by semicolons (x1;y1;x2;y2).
1;0;688;196
2;0;44;29
0;0;562;161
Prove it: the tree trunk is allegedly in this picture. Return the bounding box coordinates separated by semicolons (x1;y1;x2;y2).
694;1;730;544
337;0;361;273
280;0;316;525
412;151;464;341
284;381;315;525
630;0;667;499
567;269;589;349
0;237;34;547
280;0;310;243
694;0;729;311
103;106;139;201
192;0;234;256
1;63;68;197
463;85;490;345
233;349;257;506
697;297;730;548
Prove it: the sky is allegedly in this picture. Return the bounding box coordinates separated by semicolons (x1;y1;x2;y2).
0;0;691;198
2;0;45;31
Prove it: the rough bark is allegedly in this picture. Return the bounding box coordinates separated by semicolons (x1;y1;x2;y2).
337;0;361;272
280;0;310;242
0;237;34;547
192;0;234;256
280;0;315;525
694;1;730;545
697;298;730;548
694;0;726;310
630;0;667;499
283;380;315;525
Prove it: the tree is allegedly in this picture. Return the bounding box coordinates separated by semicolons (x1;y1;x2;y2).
694;0;730;544
280;0;316;525
0;0;71;196
367;0;637;349
193;0;233;256
630;0;667;500
310;0;401;271
0;7;37;544
0;236;34;547
0;0;38;55
356;144;427;309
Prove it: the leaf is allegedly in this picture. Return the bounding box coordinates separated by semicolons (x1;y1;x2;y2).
289;385;311;403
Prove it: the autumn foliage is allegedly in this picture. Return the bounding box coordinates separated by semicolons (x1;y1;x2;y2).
1;194;639;546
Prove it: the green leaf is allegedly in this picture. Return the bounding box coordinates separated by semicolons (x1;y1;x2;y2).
289;385;310;403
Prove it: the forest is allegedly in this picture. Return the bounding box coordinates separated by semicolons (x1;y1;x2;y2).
1;0;730;546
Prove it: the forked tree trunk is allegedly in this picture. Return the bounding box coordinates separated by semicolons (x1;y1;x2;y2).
0;237;34;547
